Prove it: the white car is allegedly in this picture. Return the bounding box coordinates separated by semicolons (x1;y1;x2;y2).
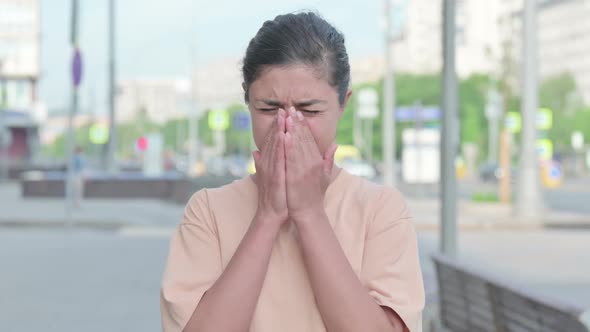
338;159;377;180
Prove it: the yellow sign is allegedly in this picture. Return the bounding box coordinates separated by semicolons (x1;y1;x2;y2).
541;161;562;188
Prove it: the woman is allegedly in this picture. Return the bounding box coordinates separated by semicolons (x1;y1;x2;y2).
161;12;424;332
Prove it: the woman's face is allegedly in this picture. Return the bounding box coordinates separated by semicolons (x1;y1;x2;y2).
247;64;351;155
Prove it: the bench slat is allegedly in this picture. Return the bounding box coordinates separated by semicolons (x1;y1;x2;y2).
432;254;590;332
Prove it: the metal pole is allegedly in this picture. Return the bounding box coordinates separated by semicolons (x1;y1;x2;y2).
382;0;396;186
188;43;199;177
515;0;543;219
66;0;80;220
365;119;373;163
0;60;7;182
441;0;458;256
106;0;117;173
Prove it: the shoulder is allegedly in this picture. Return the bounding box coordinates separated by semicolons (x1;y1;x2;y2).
183;176;255;224
336;172;412;233
340;171;409;213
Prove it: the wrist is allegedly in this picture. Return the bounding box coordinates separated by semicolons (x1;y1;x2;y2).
253;209;286;234
290;206;327;226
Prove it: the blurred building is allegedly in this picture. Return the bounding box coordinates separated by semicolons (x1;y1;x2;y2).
193;57;243;110
116;78;192;124
0;0;44;165
40;114;107;146
389;0;512;77
538;0;590;104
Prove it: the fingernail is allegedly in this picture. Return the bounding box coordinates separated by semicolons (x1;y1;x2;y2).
296;111;303;120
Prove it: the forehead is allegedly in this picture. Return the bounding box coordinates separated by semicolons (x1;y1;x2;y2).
249;64;336;101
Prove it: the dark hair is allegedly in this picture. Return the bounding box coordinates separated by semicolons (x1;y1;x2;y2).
242;12;350;105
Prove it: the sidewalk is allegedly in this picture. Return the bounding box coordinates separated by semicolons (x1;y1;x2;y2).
1;182;589;230
408;199;590;231
0;183;183;229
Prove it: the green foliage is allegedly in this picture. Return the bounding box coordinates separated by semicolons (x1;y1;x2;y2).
540;73;579;113
43;72;588;162
336;73;492;162
471;191;499;203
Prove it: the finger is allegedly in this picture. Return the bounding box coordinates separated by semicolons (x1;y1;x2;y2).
278;108;286;134
285;131;296;165
296;112;321;157
261;114;279;155
276;132;286;177
266;116;281;169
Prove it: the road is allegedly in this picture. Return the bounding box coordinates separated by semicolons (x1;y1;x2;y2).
1;227;588;331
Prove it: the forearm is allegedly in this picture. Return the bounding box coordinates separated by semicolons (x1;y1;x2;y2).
184;215;280;332
295;211;404;332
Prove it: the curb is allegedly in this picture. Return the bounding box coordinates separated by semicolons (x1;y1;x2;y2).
0;218;126;231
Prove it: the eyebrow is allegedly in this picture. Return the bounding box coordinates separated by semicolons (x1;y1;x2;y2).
255;99;327;108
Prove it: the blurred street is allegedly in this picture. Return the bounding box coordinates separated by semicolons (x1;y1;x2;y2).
1;226;589;331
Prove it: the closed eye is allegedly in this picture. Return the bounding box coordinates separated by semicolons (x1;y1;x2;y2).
301;110;321;115
258;108;278;112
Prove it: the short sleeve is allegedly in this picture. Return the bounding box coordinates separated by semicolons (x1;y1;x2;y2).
160;190;222;332
360;188;425;332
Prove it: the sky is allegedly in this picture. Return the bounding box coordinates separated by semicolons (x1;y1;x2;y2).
38;0;386;114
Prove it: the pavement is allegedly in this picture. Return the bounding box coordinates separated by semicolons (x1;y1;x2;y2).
0;182;183;230
2;180;589;231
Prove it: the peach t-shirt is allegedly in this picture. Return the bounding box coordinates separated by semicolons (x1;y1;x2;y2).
160;169;425;332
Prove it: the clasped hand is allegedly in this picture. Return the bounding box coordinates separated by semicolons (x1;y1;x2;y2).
253;107;337;228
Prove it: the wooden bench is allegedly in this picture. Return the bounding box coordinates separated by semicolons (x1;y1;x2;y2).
432;253;590;332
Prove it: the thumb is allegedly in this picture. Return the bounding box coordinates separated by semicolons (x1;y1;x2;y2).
323;143;338;174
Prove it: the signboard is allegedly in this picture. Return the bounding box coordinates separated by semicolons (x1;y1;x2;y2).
232;112;250;131
572;131;584;151
357;88;379;119
505;109;553;133
537;108;553;130
89;123;109;145
72;48;83;87
505;112;522;133
401;128;441;184
536;139;553;161
208;110;230;131
396;106;441;122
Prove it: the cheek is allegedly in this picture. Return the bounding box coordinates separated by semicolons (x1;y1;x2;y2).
251;114;274;151
307;117;337;155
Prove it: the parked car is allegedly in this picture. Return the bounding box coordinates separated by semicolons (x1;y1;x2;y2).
479;161;516;182
338;158;377;180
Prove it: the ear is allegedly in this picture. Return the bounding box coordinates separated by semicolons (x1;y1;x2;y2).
338;89;353;119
